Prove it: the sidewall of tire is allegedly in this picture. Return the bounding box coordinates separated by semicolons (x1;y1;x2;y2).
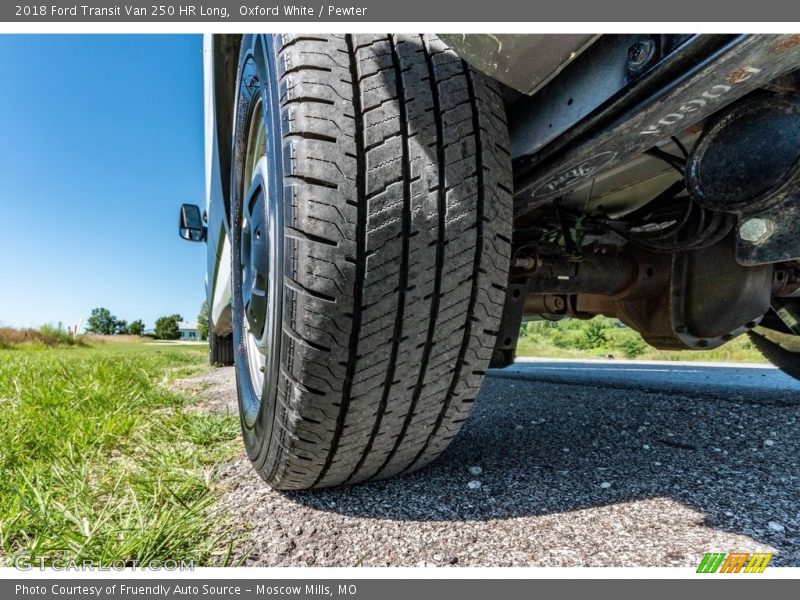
230;34;285;470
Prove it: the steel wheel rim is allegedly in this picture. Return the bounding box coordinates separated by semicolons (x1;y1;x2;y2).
241;98;268;399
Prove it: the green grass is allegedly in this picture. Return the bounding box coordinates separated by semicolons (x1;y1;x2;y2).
516;317;768;363
0;342;241;566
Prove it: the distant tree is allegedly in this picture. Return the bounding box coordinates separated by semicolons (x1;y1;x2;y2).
154;314;182;340
127;320;145;336
197;301;209;340
85;307;118;335
114;319;129;335
577;319;609;350
618;335;647;359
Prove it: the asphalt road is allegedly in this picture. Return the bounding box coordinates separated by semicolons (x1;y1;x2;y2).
189;360;800;567
496;357;800;403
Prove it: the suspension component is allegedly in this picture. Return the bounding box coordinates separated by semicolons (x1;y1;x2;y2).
685;94;800;265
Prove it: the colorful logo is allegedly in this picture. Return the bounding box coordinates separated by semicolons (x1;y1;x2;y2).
696;552;773;573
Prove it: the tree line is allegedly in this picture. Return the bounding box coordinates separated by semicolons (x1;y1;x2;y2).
84;302;209;341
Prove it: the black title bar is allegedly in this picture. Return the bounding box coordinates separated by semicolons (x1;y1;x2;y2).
4;1;800;22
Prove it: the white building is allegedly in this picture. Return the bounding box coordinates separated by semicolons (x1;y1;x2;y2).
178;322;200;341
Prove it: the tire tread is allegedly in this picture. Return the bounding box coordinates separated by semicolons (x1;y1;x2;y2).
256;34;511;489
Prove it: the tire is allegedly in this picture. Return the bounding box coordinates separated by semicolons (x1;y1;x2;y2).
230;34;512;490
209;330;234;366
749;330;800;381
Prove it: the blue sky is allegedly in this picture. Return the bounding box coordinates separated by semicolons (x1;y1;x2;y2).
0;35;207;330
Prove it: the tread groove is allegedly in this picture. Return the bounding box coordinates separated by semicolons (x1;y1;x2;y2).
310;33;367;488
401;61;486;475
284;226;339;248
345;35;412;483
372;34;447;479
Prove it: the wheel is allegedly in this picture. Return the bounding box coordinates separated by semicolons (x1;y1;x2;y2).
230;34;512;490
209;329;234;366
749;329;800;381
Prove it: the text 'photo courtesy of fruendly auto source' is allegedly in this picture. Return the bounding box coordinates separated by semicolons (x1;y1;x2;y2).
2;2;800;591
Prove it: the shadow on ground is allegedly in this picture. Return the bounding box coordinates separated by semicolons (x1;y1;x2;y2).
278;375;799;564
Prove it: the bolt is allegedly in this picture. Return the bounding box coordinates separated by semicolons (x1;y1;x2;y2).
513;257;537;270
627;40;656;71
739;217;775;244
545;295;566;313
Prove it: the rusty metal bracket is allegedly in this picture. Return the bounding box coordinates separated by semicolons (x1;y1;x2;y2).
489;283;528;368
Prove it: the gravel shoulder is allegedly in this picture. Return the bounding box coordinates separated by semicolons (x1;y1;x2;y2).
176;365;799;567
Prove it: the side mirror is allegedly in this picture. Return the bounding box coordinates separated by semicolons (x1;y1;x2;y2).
179;204;206;242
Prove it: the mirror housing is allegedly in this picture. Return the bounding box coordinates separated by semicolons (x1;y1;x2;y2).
178;204;206;242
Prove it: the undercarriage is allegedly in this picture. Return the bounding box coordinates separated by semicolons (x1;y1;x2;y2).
441;34;800;368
